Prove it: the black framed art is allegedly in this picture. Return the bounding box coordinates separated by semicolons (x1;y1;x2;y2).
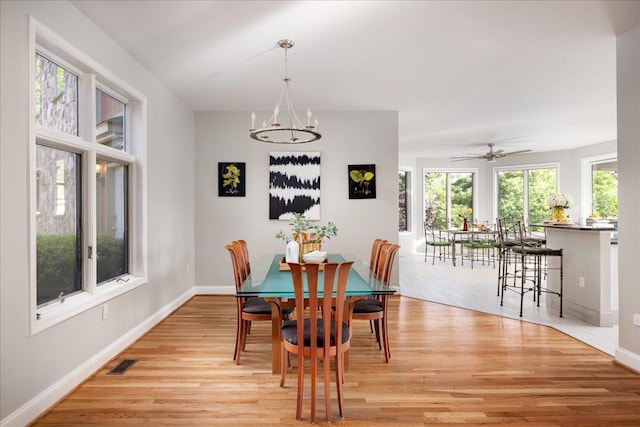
218;162;246;197
348;164;376;199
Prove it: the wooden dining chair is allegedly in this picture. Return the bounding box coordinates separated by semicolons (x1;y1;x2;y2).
351;242;400;362
280;261;354;422
369;238;387;273
226;242;291;364
236;239;251;276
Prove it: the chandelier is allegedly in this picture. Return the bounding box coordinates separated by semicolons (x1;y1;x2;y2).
250;39;321;144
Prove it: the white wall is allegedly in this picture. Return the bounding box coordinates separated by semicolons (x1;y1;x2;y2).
616;23;640;371
0;1;195;423
194;111;400;290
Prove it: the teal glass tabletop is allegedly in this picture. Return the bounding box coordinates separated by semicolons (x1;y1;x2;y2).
237;253;396;298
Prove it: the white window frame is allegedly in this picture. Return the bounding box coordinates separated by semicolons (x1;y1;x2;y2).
423;167;478;228
29;18;147;334
492;162;559;223
580;152;617;220
399;166;413;234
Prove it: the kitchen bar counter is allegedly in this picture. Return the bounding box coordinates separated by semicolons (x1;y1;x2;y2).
533;223;616;327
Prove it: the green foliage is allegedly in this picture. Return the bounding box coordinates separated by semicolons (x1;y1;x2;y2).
497;170;524;221
36;233;126;305
424;172;447;229
497;168;557;222
36;234;79;305
96;234;126;283
592;171;618;218
529;168;557;222
275;213;338;243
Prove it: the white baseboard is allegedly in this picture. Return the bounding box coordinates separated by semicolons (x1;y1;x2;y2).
1;288;196;427
615;346;640;374
194;285;235;295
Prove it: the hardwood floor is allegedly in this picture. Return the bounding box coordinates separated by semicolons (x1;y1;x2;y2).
399;252;618;355
32;294;640;426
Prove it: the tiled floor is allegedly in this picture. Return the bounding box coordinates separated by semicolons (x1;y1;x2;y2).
398;251;618;355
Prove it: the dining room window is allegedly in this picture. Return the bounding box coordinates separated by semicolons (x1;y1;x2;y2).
30;20;147;333
495;164;557;224
399;168;412;232
424;169;475;229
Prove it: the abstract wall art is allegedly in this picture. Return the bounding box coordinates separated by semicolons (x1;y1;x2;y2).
269;152;321;220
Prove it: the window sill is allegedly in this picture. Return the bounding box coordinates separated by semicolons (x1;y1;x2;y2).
31;276;146;335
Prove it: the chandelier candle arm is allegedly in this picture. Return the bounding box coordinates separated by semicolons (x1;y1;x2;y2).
249;39;321;144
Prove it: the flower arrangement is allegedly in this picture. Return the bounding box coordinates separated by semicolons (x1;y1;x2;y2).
546;193;574;209
275;213;338;244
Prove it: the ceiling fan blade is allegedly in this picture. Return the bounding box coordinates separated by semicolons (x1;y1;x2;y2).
450;156;483;162
503;149;532;156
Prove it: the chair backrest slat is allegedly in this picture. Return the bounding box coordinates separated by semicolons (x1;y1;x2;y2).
369;239;387;273
225;244;244;292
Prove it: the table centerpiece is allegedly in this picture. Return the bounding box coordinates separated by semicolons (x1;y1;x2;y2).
546;192;574;222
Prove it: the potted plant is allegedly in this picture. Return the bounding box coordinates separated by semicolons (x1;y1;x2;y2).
275;213;338;261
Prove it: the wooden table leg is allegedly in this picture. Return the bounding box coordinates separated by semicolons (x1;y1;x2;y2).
265;297;282;374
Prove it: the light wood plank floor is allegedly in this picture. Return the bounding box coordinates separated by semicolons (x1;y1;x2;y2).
32;294;639;426
399;252;618;355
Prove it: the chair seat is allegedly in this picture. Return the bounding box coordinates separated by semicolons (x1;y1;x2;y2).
512;246;562;257
352;298;384;314
463;241;495;249
427;241;451;247
282;318;350;346
242;297;294;316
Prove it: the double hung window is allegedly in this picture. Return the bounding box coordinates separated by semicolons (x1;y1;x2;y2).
31;21;146;333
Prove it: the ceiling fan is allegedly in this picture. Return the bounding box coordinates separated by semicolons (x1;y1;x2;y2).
450;143;531;162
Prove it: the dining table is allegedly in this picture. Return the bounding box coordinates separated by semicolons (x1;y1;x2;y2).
446;228;497;266
236;252;396;374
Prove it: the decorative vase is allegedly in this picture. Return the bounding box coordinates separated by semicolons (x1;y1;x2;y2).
285;240;299;263
551;207;568;222
463;218;468;231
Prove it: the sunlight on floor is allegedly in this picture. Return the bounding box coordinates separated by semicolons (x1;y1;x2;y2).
399;252;618;356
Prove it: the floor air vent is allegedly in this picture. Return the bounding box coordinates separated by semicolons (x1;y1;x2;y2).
107;359;137;375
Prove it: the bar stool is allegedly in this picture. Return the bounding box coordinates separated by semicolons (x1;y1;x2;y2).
502;221;563;317
496;218;518;296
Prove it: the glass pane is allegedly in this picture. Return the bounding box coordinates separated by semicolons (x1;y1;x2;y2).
96;159;128;284
36;144;82;305
35;54;78;135
398;171;408;232
96;89;125;150
592;164;618;220
528;168;557;223
424;172;447;229
450;173;473;228
497;170;524;222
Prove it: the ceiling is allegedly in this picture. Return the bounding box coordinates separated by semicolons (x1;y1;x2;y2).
70;1;639;158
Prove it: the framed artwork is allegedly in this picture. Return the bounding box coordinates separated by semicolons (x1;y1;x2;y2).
218;162;246;197
348;164;376;199
269;152;321;220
